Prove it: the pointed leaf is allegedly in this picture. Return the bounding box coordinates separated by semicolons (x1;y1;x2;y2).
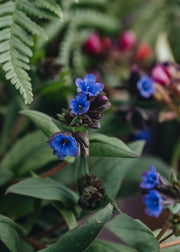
39;204;113;252
89;134;139;158
20;110;60;136
6;177;79;207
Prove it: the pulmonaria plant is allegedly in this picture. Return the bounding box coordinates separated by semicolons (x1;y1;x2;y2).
48;74;111;160
140;166;180;218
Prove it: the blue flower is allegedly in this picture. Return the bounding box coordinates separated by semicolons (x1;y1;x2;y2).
48;133;79;160
69;94;90;115
137;75;155;98
140;166;160;189
143;190;164;217
75;74;104;97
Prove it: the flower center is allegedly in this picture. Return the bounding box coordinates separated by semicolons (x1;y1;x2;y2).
78;104;84;111
61;138;70;146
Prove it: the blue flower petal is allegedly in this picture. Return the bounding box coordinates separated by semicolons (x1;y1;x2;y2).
75;74;104;97
140;165;160;189
143;190;163;217
48;133;79;160
69;94;90;115
137;75;155;98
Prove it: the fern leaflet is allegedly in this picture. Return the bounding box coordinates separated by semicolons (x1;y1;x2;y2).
0;0;63;104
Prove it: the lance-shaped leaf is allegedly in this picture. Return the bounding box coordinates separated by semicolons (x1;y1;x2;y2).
6;177;79;207
107;214;160;252
39;204;113;252
89;134;139;158
20;110;60;137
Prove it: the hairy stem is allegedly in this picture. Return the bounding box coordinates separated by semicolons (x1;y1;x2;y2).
156;222;170;241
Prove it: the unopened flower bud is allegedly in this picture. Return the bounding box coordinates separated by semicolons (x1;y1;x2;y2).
136;42;153;60
119;31;136;51
84;33;101;54
151;64;171;86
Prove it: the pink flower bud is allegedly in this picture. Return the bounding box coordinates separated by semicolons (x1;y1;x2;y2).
136;42;153;60
84;33;101;54
119;31;136;51
151;64;170;86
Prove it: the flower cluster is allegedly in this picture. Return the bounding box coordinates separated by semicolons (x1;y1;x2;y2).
47;74;110;160
140;166;178;218
68;74;111;129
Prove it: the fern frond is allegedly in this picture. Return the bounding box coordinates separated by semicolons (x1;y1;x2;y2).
18;0;58;19
35;0;63;18
0;0;63;104
74;9;119;34
58;27;76;66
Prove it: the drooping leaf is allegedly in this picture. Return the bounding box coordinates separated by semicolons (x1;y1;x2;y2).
6;177;79;207
108;214;160;252
38;203;113;252
20;110;60;137
89;134;139;158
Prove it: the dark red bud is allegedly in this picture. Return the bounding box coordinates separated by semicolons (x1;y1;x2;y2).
84;33;101;54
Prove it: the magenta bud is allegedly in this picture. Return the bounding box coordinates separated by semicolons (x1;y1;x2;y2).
151;64;171;86
84;33;101;54
119;31;136;51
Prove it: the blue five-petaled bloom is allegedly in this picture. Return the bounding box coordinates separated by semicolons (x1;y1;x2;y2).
140;165;160;189
137;75;155;98
48;133;79;160
143;190;164;217
75;74;104;97
69;94;90;115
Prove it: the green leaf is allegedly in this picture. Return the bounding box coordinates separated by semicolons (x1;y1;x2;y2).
0;169;13;186
53;203;77;230
38;203;113;252
6;177;79;207
20;110;60;137
89;141;145;197
0;215;25;252
85;240;136;252
108;214;160;252
0;131;58;176
89;134;139;158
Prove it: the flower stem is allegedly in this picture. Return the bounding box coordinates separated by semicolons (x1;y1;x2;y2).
40;162;67;177
160;238;180;249
159;232;174;243
156;222;170;241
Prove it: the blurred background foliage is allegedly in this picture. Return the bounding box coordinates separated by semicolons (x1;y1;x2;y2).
0;0;180;250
